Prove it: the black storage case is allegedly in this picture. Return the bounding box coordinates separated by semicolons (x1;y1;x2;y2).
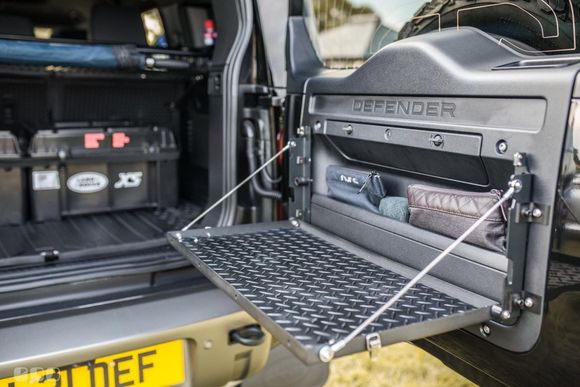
29;126;179;221
0;131;25;225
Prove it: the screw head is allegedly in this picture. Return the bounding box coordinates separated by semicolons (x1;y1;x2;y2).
314;121;322;132
290;219;300;227
532;208;543;218
384;129;392;141
480;323;491;337
513;152;524;167
524;297;535;308
500;310;511;321
496;140;508;154
203;340;213;350
342;124;353;135
319;346;334;363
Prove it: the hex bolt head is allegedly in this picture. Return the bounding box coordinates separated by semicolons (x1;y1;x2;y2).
524;297;535;308
532;208;543;218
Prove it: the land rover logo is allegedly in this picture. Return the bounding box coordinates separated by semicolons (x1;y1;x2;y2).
67;172;109;194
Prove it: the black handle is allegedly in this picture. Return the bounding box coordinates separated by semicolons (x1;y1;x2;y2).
229;325;265;347
153;59;191;70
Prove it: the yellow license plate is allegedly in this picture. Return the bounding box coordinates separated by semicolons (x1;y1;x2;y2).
1;340;186;387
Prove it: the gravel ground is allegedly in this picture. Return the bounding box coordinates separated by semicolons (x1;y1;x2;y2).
325;343;476;387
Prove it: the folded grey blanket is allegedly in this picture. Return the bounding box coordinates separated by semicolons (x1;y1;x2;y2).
379;196;410;223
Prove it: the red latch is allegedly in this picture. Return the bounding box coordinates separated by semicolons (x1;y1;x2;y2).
84;132;105;149
112;132;131;148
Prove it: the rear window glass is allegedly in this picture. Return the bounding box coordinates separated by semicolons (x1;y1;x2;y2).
305;0;580;69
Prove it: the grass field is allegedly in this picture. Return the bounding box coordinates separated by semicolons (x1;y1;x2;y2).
325;343;476;387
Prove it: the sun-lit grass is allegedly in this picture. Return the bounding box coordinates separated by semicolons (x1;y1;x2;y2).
325;343;476;387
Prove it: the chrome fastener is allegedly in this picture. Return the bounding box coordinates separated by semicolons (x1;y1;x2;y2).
509;179;523;193
342;124;354;135
500;310;511;321
524;297;535;309
480;323;491;337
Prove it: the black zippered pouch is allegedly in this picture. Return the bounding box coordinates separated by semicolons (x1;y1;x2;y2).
326;165;386;213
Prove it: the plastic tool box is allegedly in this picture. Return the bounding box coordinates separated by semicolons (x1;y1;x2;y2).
29;126;179;221
0;131;24;225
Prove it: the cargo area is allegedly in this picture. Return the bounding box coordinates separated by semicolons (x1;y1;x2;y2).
0;1;215;298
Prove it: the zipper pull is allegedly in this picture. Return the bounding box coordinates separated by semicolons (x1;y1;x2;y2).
358;171;377;194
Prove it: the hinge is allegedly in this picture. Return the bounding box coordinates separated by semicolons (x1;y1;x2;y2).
289;125;312;222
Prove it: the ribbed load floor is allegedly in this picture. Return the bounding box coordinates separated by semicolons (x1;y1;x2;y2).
168;221;496;364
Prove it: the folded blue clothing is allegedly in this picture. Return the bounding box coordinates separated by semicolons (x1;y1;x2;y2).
379;196;409;223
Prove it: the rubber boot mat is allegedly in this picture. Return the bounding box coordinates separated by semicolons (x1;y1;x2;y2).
168;221;496;364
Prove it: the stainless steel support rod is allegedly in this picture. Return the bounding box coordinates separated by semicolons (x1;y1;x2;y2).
181;141;295;231
318;185;517;362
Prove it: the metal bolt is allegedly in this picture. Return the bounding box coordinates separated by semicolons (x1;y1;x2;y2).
203;340;213;350
290;218;300;227
532;208;543;218
480;323;491;337
513;152;524;167
384;129;392;141
296;126;306;137
176;232;182;240
342;124;353;135
314;121;322;132
524;297;535;308
318;346;334;363
288;140;297;148
429;134;444;147
496;140;508;154
500;310;511;321
509;179;523;192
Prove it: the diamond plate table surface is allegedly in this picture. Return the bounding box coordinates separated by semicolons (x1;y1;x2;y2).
178;227;476;350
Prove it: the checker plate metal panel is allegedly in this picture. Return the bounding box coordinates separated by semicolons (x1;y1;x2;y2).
169;224;493;364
